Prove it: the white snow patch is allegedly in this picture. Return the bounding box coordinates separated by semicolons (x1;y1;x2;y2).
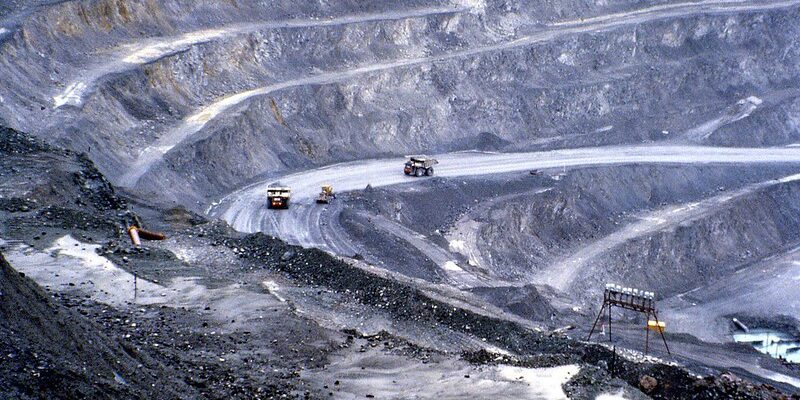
5;236;288;329
596;389;628;400
5;235;167;307
122;28;228;64
741;96;763;106
262;280;287;302
443;261;463;272
449;239;467;253
442;14;461;33
596;125;613;133
53;81;87;108
661;30;682;47
0;28;8;36
557;52;576;66
448;236;484;268
172;248;192;263
642;216;667;225
455;0;486;14
778;173;800;183
764;371;800;389
496;364;580;399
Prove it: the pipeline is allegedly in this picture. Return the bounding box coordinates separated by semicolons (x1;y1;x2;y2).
127;226;166;246
127;226;141;247
137;228;166;241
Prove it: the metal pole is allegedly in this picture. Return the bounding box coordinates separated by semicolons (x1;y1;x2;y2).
652;310;670;354
587;303;606;341
610;346;616;377
645;315;650;355
608;304;612;343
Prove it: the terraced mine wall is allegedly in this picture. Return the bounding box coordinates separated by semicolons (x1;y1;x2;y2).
0;0;799;207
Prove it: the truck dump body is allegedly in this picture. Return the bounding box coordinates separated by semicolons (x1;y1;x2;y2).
404;156;438;177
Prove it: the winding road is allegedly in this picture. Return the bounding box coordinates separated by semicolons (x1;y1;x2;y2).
538;172;800;291
120;0;800;186
210;145;800;255
53;6;465;109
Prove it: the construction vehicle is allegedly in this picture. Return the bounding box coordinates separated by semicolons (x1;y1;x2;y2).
316;184;335;204
267;187;291;209
403;156;438;177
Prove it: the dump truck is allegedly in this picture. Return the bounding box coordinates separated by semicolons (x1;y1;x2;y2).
267;187;291;209
403;156;438;177
316;184;335;204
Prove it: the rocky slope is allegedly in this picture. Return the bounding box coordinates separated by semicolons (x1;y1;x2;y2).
3;124;798;398
0;252;193;399
1;0;799;205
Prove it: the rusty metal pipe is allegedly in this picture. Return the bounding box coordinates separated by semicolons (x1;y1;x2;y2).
137;228;166;241
127;226;141;247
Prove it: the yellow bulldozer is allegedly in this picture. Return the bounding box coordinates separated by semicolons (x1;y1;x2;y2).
316;184;335;204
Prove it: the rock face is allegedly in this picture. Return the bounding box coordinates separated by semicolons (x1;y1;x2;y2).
0;252;184;399
3;0;800;397
1;1;799;204
2;122;799;398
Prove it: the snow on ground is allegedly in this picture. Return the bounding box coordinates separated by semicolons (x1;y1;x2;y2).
304;349;579;399
596;125;614;132
443;260;464;272
595;390;628;399
683;95;764;141
496;364;581;399
122;28;228;64
4;235;166;307
262;280;287;302
764;371;800;389
742;96;764;106
3;235;288;330
52;82;87;108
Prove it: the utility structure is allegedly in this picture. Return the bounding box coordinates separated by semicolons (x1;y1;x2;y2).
587;284;670;355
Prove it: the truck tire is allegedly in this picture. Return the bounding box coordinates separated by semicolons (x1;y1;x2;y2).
426;167;434;176
415;168;424;177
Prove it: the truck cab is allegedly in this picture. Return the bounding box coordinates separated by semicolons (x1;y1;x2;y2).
267;187;291;209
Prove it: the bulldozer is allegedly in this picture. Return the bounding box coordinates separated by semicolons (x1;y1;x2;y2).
267;187;291;209
403;156;438;177
316;184;335;204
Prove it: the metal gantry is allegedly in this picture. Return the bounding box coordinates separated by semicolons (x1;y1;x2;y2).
587;284;670;355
